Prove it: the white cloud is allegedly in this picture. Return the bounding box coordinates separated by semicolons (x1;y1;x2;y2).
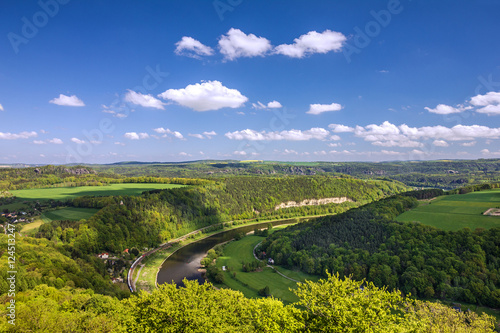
424;104;469;115
139;133;149;139
124;90;165;110
267;100;282;108
328;143;341;147
314;150;327;156
218;28;272;61
153;128;184;139
283;149;298;155
189;131;217;139
307;102;343;115
203;131;217;137
328;124;354;133
33;140;46;145
0;104;3;111
49;94;85;107
159;80;247;111
48;138;63;144
481;149;490;154
179;152;192;157
71;138;86;144
123;133;137;140
114;142;125;146
274;30;346;58
175;36;214;59
225;127;330;141
0;131;37;140
433;140;449;147
461;141;476;147
252;100;283;110
348;121;500;147
469;92;500;115
233;150;247;156
330;135;341;141
470;91;500;107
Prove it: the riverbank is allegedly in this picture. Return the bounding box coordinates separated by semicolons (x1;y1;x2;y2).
133;214;323;292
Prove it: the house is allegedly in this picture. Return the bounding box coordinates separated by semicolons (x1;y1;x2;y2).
124;249;129;254
222;266;226;271
98;253;109;259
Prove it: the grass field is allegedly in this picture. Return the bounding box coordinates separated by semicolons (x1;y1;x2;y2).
42;207;100;221
10;183;186;201
396;189;500;231
215;228;319;304
20;207;100;234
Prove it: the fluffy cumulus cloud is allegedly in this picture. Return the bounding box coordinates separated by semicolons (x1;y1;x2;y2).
0;131;37;140
0;103;3;111
175;36;214;59
329;124;354;133
124;90;165;110
274;30;346;58
424;104;470;115
158;80;248;111
225;127;330;141
252;100;283;109
123;132;149;140
153;128;184;139
346;121;500;147
48;138;63;144
49;94;85;107
71;138;86;144
218;28;272;61
470;91;500;115
306;102;343;115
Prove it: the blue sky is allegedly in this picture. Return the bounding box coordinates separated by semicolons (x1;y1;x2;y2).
1;0;500;164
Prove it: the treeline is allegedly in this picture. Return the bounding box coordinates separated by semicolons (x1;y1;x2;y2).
0;164;212;190
447;182;500;195
260;192;500;307
0;275;495;332
34;177;406;254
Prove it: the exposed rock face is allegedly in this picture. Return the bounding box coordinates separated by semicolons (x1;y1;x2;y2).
274;197;353;210
64;168;96;175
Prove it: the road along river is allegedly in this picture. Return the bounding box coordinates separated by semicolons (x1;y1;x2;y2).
156;218;310;286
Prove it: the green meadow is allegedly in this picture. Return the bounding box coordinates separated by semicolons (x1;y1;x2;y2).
215;228;318;304
21;207;100;234
396;189;500;231
10;183;186;201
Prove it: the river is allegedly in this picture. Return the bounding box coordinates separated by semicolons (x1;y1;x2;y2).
156;218;306;286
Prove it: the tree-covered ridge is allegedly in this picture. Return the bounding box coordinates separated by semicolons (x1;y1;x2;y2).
94;158;500;188
0;275;495;332
0;234;126;299
260;192;500;307
0;164;212;191
36;176;406;253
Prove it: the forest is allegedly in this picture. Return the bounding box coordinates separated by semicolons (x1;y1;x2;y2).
33;176;406;254
259;190;500;308
2;161;500;331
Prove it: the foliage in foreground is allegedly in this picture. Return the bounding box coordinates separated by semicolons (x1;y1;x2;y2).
0;274;495;332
